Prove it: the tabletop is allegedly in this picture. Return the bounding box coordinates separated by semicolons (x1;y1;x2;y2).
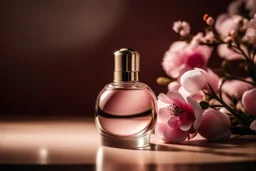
0;117;256;171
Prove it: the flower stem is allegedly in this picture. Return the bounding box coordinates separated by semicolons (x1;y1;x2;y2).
206;84;249;125
209;105;224;108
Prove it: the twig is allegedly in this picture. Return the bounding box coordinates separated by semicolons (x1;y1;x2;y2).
206;83;249;125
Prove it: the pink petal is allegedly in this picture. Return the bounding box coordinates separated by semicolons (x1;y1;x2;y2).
242;88;256;116
158;107;171;122
198;110;231;140
206;68;219;92
168;81;180;91
195;68;219;92
187;96;203;119
157;100;169;111
180;119;193;131
216;109;231;125
193;117;202;131
168;41;188;52
250;120;256;131
187;96;203;130
215;14;240;38
194;45;213;62
166;91;186;103
158;93;172;104
191;91;204;101
163;125;189;143
217;44;244;60
167;117;179;128
189;132;197;140
223;78;254;98
155;123;166;139
178;87;192;99
180;70;206;94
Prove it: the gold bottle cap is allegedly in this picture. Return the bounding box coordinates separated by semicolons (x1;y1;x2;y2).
113;48;140;82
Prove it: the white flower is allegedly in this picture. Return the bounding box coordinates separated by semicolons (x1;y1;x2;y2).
243;14;256;46
173;21;191;36
215;14;242;38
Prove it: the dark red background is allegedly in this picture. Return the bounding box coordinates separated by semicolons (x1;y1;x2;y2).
1;0;231;117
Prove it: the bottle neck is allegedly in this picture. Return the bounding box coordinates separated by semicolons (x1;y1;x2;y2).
113;71;139;82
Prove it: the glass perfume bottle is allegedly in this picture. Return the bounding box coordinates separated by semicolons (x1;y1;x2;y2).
95;48;157;149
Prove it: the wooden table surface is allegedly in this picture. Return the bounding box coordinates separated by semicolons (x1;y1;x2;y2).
0;117;256;171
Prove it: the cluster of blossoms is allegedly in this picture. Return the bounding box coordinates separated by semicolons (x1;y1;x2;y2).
156;0;256;143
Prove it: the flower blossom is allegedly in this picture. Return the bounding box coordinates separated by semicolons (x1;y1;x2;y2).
250;120;256;132
215;14;243;38
217;44;246;60
242;88;256;116
168;81;204;101
222;78;254;98
243;14;256;46
168;81;180;91
180;68;219;95
228;0;256;17
173;21;190;36
198;109;231;141
162;41;212;78
155;91;203;143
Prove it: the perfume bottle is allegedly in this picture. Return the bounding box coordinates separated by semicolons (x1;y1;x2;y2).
95;48;157;149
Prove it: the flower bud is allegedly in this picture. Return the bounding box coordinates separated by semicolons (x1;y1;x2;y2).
242;88;256;116
168;81;180;91
203;14;214;26
156;77;172;85
203;14;209;22
229;30;237;39
198;109;231;141
206;17;214;26
180;70;206;94
224;36;233;43
199;101;209;109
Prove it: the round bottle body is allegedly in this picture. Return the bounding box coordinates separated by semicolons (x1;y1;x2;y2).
95;81;157;148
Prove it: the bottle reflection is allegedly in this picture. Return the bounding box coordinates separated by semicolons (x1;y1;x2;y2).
37;147;49;164
96;147;150;171
96;145;200;171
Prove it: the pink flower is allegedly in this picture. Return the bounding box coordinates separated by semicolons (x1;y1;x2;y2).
162;41;212;78
173;21;191;36
217;44;245;60
242;88;256;116
168;81;180;91
215;14;241;38
198;109;231;141
228;0;256;17
155;91;203;143
168;81;204;101
180;68;219;95
243;14;256;46
222;78;254;98
250;120;256;132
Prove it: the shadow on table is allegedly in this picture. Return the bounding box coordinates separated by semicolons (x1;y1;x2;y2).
149;135;256;157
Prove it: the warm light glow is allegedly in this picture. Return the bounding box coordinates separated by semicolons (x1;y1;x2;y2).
96;147;103;171
0;119;100;164
37;147;49;164
1;119;256;165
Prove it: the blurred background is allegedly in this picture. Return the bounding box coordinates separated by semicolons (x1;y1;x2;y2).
1;0;232;117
